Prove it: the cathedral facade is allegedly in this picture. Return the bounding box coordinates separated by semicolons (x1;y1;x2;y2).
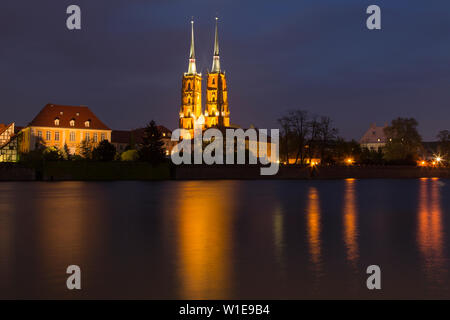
179;18;230;136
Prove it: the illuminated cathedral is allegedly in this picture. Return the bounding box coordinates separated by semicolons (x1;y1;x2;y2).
179;18;230;136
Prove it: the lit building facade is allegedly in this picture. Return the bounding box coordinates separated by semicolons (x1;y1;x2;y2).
180;21;203;133
20;103;111;155
0;123;18;162
205;18;230;128
179;18;231;136
360;123;388;151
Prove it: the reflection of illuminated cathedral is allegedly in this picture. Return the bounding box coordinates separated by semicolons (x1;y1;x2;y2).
179;18;230;135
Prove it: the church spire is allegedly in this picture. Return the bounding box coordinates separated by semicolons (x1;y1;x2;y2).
187;20;197;74
211;17;221;73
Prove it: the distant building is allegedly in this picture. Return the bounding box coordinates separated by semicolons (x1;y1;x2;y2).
20;103;111;155
360;123;388;151
111;126;176;156
0;123;18;162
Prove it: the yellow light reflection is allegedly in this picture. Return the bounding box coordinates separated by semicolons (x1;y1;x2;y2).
273;206;284;266
37;182;104;284
306;187;322;271
343;179;359;266
175;181;236;299
417;178;446;287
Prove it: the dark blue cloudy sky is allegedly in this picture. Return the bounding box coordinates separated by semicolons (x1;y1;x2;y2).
1;0;449;140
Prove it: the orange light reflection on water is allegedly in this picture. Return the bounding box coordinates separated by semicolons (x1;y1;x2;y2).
417;178;446;288
175;181;237;299
306;187;322;272
343;179;359;267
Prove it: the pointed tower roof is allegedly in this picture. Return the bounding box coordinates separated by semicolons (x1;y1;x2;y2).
187;20;197;75
211;17;221;73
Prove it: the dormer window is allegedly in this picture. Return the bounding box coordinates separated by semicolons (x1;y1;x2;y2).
85;120;91;128
70;119;75;127
54;118;60;126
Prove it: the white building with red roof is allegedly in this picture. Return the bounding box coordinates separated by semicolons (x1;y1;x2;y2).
359;123;388;151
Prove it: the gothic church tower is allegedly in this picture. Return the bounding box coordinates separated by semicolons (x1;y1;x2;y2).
205;18;230;128
179;20;202;131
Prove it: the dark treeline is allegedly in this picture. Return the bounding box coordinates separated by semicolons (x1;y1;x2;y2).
20;120;167;166
278;110;449;166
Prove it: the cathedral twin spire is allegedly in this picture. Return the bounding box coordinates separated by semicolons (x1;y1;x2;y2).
187;20;197;75
211;17;221;73
187;18;221;74
181;18;229;131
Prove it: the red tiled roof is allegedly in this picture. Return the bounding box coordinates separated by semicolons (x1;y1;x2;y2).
29;103;110;130
360;123;387;144
0;123;13;136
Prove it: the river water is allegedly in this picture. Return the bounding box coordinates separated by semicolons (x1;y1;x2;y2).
0;179;449;299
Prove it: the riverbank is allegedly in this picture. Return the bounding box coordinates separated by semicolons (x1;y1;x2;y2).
0;162;170;181
175;164;450;180
1;162;450;181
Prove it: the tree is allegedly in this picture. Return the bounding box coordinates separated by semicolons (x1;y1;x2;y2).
288;110;310;165
277;116;291;164
384;117;422;164
332;138;362;164
318;116;338;165
306;116;321;164
138;120;165;165
63;143;71;160
43;146;64;161
437;130;450;159
120;149;139;161
92;140;116;161
77;139;93;159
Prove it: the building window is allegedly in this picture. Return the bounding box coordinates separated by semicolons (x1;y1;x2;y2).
54;118;60;126
70;119;75;127
85;132;90;141
101;133;105;141
37;131;42;138
70;131;76;142
93;133;98;143
55;131;60;141
46;131;51;141
85;120;90;128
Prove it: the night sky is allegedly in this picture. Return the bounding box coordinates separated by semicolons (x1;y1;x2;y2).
1;0;449;140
